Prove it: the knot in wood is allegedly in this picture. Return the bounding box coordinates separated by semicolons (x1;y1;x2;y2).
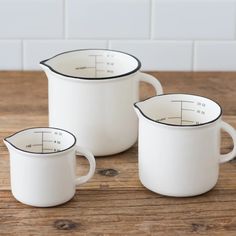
191;223;212;232
98;168;118;177
54;219;78;230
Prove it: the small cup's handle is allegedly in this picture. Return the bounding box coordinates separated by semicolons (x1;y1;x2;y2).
219;121;236;163
138;72;163;97
74;146;96;185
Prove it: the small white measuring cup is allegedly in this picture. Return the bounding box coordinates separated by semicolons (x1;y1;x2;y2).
134;94;236;197
3;127;96;207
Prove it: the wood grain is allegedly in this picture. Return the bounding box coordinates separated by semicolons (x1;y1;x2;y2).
0;71;236;235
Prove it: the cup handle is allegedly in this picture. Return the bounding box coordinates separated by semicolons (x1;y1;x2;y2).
219;121;236;163
74;146;96;185
138;72;163;96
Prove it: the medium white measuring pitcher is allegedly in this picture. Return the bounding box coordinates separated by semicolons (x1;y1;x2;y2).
134;94;236;197
4;127;96;207
40;49;163;156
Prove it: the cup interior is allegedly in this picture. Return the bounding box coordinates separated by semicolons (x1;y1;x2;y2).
43;49;140;79
136;94;222;126
6;127;76;154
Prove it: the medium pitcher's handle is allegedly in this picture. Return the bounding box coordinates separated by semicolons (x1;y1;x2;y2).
219;121;236;163
138;72;163;98
74;146;96;185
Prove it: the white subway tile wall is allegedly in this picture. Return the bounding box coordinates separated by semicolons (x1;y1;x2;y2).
109;40;193;71
0;0;236;71
194;41;236;71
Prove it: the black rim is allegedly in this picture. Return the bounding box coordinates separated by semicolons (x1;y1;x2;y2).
40;48;142;80
4;127;77;155
134;93;223;127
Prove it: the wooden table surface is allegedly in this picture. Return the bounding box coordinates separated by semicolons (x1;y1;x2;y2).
0;71;236;235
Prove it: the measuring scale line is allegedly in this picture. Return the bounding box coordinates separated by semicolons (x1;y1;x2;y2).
31;144;42;147
182;108;195;112
182;120;194;123
42;148;54;151
88;55;103;57
33;131;52;134
171;100;194;103
75;66;95;70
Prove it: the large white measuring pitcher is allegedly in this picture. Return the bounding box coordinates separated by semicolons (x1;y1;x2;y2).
134;94;236;197
40;49;163;156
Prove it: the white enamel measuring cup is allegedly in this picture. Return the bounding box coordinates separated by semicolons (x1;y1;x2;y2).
134;94;236;197
40;49;163;156
4;127;96;207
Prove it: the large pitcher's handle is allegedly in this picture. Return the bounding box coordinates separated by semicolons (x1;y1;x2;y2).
219;121;236;163
74;146;96;185
137;72;163;98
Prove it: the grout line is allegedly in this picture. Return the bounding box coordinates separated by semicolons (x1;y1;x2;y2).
149;0;153;39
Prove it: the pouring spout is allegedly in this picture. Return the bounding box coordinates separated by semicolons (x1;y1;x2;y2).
3;136;15;151
39;59;50;72
133;102;143;119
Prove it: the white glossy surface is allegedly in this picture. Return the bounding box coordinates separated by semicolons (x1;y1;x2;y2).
134;94;236;197
41;49;163;156
4;127;96;207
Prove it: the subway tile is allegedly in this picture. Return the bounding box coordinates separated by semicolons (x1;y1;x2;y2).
194;41;236;71
23;40;107;70
152;0;236;40
65;0;150;39
109;40;193;71
0;40;21;70
0;0;63;38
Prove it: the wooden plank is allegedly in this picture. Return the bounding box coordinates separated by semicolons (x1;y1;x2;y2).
0;189;236;235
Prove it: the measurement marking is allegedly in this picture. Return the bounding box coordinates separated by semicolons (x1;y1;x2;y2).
31;144;42;147
167;117;181;119
34;131;52;134
43;148;54;151
171;100;194;103
88;55;102;57
156;118;166;121
182;120;194;123
88;55;108;78
182;108;195;112
75;66;95;70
